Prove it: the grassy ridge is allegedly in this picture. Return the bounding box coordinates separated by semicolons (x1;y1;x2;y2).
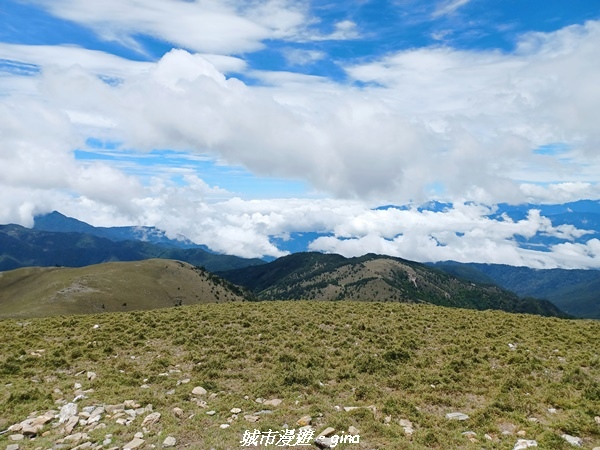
0;259;249;318
0;301;598;449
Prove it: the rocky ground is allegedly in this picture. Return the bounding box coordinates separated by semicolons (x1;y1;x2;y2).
4;372;599;449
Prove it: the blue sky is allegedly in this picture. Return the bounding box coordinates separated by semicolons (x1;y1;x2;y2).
1;0;600;267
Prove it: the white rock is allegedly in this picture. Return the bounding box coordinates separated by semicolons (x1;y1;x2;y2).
59;403;78;423
87;372;97;381
163;436;177;448
230;408;242;414
561;434;583;447
513;439;538;449
89;407;104;420
192;386;207;396
446;412;469;421
64;432;88;443
134;432;144;439
315;435;334;449
6;444;20;450
123;438;145;449
348;426;359;435
263;399;282;407
206;410;216;416
141;412;161;427
20;423;41;436
319;427;335;437
62;415;79;434
220;424;230;429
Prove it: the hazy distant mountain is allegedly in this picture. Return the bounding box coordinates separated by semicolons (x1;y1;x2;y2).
219;252;566;317
0;224;265;273
34;211;202;249
431;261;600;319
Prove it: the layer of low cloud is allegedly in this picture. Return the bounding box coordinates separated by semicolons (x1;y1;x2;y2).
2;180;599;268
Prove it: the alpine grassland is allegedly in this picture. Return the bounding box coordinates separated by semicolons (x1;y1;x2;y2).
0;301;599;449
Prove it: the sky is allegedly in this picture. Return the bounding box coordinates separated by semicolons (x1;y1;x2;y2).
1;0;600;268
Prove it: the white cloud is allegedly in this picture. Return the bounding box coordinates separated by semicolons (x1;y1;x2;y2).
319;20;361;40
307;205;600;269
21;0;271;54
0;43;246;76
283;49;327;66
4;21;600;205
2;17;600;267
432;0;472;18
519;182;600;204
18;0;357;55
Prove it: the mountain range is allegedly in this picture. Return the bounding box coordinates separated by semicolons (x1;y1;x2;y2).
216;252;565;317
430;262;600;319
0;210;598;318
0;221;264;273
33;211;202;249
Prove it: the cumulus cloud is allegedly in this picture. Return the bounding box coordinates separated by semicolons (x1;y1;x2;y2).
3;21;600;204
308;206;600;269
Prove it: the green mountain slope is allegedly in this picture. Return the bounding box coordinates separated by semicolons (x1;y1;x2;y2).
431;262;600;319
219;252;566;317
0;259;251;319
0;224;265;273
